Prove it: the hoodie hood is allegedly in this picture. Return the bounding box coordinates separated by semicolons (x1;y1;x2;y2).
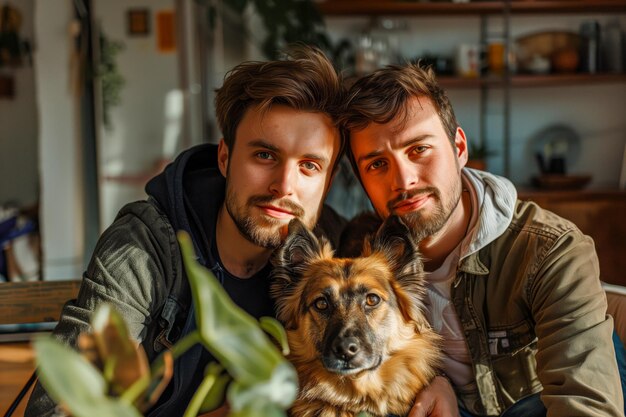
462;167;517;258
145;143;225;266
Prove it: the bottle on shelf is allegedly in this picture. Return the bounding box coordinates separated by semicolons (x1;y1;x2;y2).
579;20;601;73
602;18;624;73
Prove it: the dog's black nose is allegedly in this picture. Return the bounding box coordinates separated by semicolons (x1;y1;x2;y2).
333;337;360;360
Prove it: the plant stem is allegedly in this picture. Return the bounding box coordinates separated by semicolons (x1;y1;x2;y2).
183;370;219;417
120;331;201;406
151;331;201;375
120;374;150;405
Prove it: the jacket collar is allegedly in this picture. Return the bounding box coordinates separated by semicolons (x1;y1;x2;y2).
462;168;517;259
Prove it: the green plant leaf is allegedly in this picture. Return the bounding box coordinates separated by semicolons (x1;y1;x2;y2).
199;364;231;413
33;335;142;417
227;361;297;412
228;402;286;417
177;231;298;412
259;316;290;356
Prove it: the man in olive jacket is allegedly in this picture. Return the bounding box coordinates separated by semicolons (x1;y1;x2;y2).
25;47;346;417
340;63;623;416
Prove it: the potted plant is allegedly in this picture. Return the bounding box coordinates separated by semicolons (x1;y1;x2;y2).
466;142;496;171
32;232;297;417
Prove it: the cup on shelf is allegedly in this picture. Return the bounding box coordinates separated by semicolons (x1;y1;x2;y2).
456;43;480;78
488;40;506;75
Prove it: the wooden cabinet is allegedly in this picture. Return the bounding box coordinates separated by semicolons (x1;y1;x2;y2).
518;189;626;287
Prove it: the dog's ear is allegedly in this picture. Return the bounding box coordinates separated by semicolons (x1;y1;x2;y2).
273;218;332;269
337;211;382;258
369;215;421;275
368;215;428;326
270;218;333;329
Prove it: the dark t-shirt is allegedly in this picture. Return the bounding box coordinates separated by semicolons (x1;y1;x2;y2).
210;235;276;320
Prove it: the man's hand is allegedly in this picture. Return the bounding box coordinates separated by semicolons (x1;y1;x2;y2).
409;375;460;417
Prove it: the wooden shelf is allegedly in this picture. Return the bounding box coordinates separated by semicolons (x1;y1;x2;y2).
437;73;626;89
508;72;626;87
318;0;626;16
438;76;484;88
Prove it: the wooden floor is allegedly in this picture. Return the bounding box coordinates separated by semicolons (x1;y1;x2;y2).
0;342;36;417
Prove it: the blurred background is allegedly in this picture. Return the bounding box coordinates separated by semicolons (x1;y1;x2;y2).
0;0;625;283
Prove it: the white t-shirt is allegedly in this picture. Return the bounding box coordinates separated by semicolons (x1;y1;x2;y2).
424;178;479;390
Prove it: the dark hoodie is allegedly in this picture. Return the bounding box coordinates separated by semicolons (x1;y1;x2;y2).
146;143;347;416
143;143;226;416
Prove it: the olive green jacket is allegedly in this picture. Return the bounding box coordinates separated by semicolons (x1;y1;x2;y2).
455;169;623;416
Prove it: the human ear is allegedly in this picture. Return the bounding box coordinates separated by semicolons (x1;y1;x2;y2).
455;127;468;167
217;139;229;177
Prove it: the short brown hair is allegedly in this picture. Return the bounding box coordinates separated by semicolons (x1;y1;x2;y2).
215;46;345;153
339;63;458;143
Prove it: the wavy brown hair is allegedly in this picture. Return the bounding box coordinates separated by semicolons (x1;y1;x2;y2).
215;46;345;156
339;63;458;145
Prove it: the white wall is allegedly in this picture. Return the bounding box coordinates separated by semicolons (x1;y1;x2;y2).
0;0;39;208
36;0;85;280
326;14;626;187
95;0;180;228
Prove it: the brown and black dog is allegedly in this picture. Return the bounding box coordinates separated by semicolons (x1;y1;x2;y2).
271;215;441;417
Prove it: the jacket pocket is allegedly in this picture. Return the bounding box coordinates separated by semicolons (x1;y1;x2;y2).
489;320;543;408
154;296;184;353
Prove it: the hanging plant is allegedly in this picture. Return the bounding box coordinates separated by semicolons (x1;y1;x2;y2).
0;3;32;67
199;0;332;60
97;32;125;130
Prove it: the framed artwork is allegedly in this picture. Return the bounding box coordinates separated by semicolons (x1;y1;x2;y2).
156;10;176;53
127;9;150;36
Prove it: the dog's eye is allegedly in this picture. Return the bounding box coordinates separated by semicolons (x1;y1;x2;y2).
365;294;381;307
313;297;328;311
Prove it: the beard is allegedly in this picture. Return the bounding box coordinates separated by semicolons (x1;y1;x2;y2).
224;187;306;249
387;179;462;239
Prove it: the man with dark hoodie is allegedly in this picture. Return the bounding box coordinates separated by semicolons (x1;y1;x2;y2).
25;46;346;417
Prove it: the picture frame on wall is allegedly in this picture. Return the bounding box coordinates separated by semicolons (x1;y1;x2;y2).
156;10;176;53
0;75;15;99
127;9;150;36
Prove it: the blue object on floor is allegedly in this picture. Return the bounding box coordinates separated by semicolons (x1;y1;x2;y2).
613;330;626;416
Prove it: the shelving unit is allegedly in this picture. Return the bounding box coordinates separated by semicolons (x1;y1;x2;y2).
438;73;626;89
318;0;626;177
319;1;626;16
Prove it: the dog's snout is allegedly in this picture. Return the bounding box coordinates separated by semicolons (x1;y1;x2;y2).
333;336;360;360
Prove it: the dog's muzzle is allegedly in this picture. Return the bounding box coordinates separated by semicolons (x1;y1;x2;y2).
322;328;380;375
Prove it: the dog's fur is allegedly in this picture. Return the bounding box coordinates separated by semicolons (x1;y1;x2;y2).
271;215;441;417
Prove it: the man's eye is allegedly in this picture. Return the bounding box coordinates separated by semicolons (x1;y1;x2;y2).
301;161;320;171
367;159;386;171
256;151;274;160
411;146;428;154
